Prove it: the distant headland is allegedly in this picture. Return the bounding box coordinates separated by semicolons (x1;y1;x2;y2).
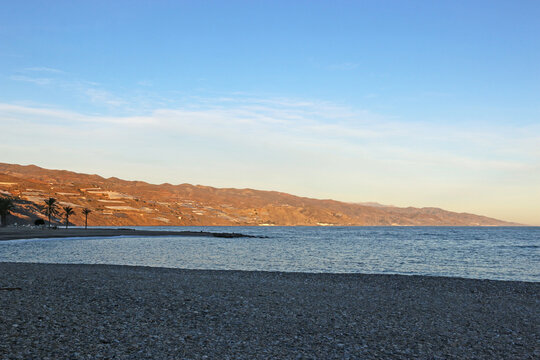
0;163;519;227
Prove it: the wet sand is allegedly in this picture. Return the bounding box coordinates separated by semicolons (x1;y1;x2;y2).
1;263;538;359
0;227;253;241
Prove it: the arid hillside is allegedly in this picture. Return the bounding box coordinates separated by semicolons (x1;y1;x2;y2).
0;163;517;227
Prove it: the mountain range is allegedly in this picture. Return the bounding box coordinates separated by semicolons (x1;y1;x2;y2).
0;163;517;227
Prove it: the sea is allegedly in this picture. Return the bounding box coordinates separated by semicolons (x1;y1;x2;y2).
1;226;538;282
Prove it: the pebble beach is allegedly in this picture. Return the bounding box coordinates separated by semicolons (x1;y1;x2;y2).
1;262;538;359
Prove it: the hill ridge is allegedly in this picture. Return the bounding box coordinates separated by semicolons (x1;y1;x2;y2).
0;162;518;226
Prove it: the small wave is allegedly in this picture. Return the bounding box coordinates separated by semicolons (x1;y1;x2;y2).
497;245;539;249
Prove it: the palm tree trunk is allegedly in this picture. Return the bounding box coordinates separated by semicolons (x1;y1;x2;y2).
48;212;51;229
65;215;68;229
0;213;6;227
85;215;88;230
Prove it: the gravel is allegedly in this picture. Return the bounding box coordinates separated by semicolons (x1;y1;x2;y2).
1;262;538;359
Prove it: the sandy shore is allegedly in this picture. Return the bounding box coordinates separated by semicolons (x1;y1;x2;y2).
1;263;538;359
0;227;254;241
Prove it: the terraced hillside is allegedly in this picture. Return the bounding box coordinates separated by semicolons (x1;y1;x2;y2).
0;163;516;226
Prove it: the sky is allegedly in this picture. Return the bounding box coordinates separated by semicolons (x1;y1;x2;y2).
1;1;539;225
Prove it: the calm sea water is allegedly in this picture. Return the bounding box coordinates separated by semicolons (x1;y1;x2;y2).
0;226;538;282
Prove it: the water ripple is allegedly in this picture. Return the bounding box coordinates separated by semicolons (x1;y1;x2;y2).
0;226;538;282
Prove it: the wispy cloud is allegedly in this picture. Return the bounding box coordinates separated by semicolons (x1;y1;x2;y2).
24;67;64;74
85;89;126;107
137;80;153;87
328;62;359;71
9;67;125;109
9;67;66;85
9;75;54;86
1;98;537;172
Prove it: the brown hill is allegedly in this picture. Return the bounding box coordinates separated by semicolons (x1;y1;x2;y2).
0;163;517;227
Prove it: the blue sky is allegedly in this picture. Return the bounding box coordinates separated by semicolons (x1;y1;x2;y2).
1;1;539;224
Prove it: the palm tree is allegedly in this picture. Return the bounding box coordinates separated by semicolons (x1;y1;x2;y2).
43;198;58;228
0;197;14;227
63;206;75;229
82;208;91;229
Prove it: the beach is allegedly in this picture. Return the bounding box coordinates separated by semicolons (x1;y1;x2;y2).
1;263;538;359
0;227;254;241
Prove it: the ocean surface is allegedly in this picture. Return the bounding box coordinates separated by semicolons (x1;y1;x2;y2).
1;226;538;282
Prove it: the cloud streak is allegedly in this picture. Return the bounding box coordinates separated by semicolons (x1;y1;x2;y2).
9;67;126;109
2;98;537;170
24;67;64;74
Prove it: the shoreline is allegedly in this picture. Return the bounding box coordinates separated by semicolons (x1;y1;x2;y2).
1;260;538;285
0;227;256;241
1;262;538;359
